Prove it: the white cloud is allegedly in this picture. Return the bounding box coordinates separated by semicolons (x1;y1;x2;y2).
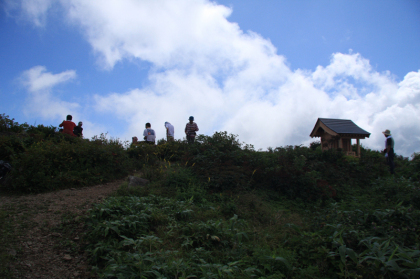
4;0;54;27
80;120;109;141
21;66;76;92
10;0;420;156
20;66;79;119
94;69;225;141
61;0;238;70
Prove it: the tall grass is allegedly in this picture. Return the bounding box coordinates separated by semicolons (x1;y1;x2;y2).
1;114;419;278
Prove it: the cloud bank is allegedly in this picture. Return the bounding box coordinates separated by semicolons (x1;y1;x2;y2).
20;66;79;119
9;0;420;156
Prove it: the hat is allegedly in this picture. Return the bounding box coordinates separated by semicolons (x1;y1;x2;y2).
382;129;391;136
189;116;194;121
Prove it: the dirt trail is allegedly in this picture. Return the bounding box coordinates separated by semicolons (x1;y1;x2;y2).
0;179;125;279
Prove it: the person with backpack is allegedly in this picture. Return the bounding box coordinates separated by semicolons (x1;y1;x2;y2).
59;115;76;137
382;129;395;174
143;123;156;144
185;116;199;144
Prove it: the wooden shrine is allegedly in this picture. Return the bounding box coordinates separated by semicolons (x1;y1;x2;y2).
310;118;370;157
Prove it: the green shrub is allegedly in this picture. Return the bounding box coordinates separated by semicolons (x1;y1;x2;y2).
372;177;420;209
182;132;255;192
400;152;420;181
86;195;254;278
163;167;196;188
0;135;25;161
309;140;321;150
9;137;132;193
126;143;159;168
0;114;29;133
26;124;58;139
252;246;295;277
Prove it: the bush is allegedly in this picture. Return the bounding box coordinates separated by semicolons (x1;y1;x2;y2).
0;135;25;161
309;140;321;150
127;143;159;168
182;132;255;192
163;167;197;188
86;196;254;278
9;137;132;193
26;124;58;139
371;177;420;209
400;153;420;181
0;114;29;133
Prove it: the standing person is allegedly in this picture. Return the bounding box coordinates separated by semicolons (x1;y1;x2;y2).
59;115;76;137
73;121;83;138
164;122;174;142
185;116;199;144
382;129;395;174
143;123;156;144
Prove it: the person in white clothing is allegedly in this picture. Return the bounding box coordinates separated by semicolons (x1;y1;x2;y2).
143;123;156;144
164;122;174;141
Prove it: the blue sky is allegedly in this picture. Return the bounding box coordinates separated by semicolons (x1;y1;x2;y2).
1;0;419;156
218;0;420;79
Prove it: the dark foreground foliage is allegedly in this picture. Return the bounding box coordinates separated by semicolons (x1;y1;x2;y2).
1;114;419;278
88;132;419;278
0;114;133;192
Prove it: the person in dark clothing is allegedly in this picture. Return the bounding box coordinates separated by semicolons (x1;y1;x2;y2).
73;122;83;137
382;129;395;174
185;116;199;144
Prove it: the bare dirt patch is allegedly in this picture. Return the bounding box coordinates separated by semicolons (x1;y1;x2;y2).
0;179;125;279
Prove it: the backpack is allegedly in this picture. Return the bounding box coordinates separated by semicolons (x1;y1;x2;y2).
0;160;12;181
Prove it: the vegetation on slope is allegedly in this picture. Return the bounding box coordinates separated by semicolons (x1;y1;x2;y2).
1;113;420;278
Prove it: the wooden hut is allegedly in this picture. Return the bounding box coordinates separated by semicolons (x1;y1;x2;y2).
310;118;370;157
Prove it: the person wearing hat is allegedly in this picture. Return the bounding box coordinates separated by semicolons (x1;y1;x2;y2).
185;116;199;144
164;122;174;142
382;129;395;174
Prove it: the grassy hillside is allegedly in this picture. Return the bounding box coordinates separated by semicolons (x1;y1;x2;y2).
1;113;420;278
